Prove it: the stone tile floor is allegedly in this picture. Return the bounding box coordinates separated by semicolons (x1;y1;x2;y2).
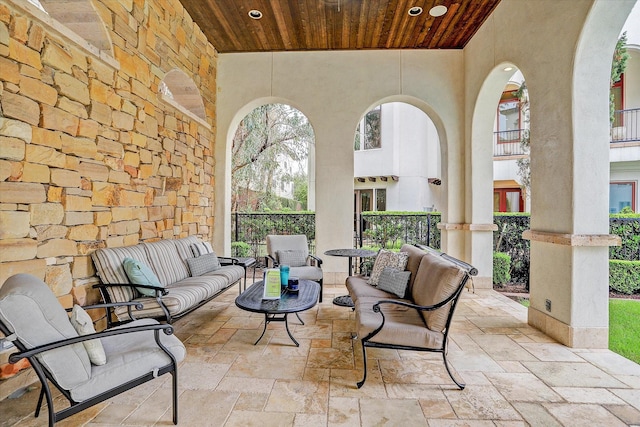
2;282;640;426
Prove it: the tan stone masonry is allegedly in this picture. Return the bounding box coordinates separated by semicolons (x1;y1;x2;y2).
0;0;218;309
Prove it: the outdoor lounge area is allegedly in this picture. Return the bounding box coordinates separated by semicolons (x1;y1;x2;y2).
1;0;640;425
2;281;640;426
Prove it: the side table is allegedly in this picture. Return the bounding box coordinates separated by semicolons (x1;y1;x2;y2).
324;248;377;308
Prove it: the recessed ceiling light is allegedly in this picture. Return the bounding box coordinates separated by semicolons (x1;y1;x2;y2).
504;66;514;72
408;6;423;16
429;5;448;17
248;9;263;20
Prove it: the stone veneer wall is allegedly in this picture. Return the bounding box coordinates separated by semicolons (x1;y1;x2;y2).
0;0;218;309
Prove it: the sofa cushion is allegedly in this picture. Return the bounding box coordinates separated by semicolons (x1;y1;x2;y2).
355;296;442;349
411;253;467;332
70;305;106;366
186;253;221;276
399;244;427;295
190;241;214;257
346;275;395;305
277;249;308;267
0;274;92;390
123;257;164;297
377;267;411;298
368;249;409;286
142;240;190;286
69;318;186;402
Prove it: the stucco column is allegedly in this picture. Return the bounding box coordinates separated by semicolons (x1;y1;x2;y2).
524;0;628;347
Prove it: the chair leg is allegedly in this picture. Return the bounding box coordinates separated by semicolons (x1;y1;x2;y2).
35;386;44;418
172;369;178;424
356;340;368;388
442;351;465;390
318;278;323;303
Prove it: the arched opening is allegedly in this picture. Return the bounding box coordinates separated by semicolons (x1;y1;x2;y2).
229;102;316;258
354;101;442;250
159;69;208;123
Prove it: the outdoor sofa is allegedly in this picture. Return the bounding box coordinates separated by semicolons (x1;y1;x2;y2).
346;244;477;388
91;236;244;326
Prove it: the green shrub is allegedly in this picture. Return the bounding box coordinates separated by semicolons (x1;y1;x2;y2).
609;215;640;261
609;260;640;294
231;241;251;257
493;252;511;285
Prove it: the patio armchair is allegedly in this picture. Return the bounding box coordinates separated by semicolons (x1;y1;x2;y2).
0;274;186;426
265;234;324;302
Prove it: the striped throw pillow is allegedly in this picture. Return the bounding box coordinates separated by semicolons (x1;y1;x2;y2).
190;241;214;257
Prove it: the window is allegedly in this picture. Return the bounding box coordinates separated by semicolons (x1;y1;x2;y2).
609;181;635;213
376;189;387;211
493;188;524;212
354;106;382;150
354;188;386;213
497;92;521;143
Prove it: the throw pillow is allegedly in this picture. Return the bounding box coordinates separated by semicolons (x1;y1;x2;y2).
190;241;214;257
277;249;308;267
377;267;411;298
69;305;107;366
367;249;409;286
123;257;163;297
186;252;221;276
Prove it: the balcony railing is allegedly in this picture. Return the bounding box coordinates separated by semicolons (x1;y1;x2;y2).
493;130;526;157
611;108;640;143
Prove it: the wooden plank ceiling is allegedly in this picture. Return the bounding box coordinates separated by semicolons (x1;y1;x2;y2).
179;0;502;54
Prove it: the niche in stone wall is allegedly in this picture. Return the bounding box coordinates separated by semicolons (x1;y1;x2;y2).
26;0;114;56
159;68;209;127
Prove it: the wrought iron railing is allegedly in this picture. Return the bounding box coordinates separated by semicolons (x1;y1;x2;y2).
356;213;441;249
232;212;316;262
493;130;526;156
611;108;640;143
232;212;638;287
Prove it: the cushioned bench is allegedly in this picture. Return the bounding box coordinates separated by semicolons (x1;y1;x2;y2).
347;244;477;389
91;236;244;325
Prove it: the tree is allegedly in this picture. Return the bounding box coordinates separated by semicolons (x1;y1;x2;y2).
515;83;530;192
292;173;308;210
611;32;629;125
232;104;313;211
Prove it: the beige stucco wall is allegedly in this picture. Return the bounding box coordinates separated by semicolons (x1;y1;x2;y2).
215;50;466;281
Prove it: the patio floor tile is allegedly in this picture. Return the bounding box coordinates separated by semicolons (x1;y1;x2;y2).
2;285;639;426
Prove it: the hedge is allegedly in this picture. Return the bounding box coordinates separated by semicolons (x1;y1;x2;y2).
493;252;512;285
609;260;640;294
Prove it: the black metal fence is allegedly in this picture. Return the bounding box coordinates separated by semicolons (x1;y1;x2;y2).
611;108;639;142
232;212;638;285
493;130;526;156
232;212;316;262
356;212;441;249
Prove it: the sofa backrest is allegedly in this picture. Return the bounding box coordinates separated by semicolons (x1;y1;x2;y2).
92;236;204;296
411;253;468;332
142;240;191;287
0;274;92;390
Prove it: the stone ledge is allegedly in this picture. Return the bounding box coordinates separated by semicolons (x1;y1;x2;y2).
5;0;120;71
437;223;499;231
522;230;621;247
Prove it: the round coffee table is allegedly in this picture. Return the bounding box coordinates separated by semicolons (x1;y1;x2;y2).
235;279;320;346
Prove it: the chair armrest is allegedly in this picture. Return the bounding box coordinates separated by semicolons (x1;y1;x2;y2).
218;256;238;265
372;290;462;314
265;255;278;268
308;254;323;267
93;283;168;297
8;322;175;363
65;301;144;312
